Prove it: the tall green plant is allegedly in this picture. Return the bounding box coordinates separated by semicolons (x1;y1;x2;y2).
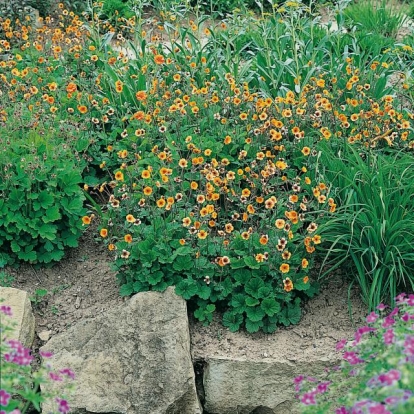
316;142;414;310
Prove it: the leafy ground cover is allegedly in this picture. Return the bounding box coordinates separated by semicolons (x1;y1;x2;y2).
0;0;413;334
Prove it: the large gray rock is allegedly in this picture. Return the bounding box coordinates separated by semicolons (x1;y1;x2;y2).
40;287;202;414
203;357;334;414
0;287;35;348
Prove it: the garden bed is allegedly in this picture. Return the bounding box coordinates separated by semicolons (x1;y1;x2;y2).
6;226;366;363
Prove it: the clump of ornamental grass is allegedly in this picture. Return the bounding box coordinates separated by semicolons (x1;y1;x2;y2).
295;293;414;413
0;304;75;414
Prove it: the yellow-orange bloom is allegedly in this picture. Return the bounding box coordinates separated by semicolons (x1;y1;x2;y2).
124;234;133;243
280;263;290;274
100;228;108;238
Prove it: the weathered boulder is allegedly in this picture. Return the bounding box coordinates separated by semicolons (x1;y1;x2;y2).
40;287;202;414
203;356;336;414
0;287;35;348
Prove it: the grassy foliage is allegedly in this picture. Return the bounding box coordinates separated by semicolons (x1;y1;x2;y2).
317;142;414;310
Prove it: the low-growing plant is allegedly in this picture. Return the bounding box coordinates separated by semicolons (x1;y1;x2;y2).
295;293;414;413
0;132;87;266
0;304;75;413
0;271;15;287
317;142;414;310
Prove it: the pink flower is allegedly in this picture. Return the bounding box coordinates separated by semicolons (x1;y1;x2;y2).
300;391;317;405
368;403;391;414
40;350;54;358
336;339;347;351
4;340;33;366
0;305;12;316
383;329;394;345
0;389;11;406
316;381;331;394
377;303;387;311
354;326;376;344
56;398;70;414
336;408;349;414
407;294;414;306
49;372;63;382
382;316;395;328
378;369;400;386
59;368;75;380
343;351;364;365
366;312;379;323
395;293;407;304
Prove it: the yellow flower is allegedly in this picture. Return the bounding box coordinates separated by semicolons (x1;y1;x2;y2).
280;263;290;274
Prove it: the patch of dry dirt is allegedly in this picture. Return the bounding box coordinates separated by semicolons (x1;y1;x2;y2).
6;226;366;363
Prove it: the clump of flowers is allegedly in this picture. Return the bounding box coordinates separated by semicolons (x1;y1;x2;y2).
0;304;75;414
295;293;414;413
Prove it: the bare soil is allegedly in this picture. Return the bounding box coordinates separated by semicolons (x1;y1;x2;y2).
5;226;367;365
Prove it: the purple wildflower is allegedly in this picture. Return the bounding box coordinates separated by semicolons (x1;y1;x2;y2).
336;408;349;414
336;339;347;351
354;326;376;345
343;351;364;365
378;369;400;386
56;398;70;414
403;335;414;357
367;403;391;414
366;311;379;324
59;368;75;380
300;391;317;405
4;340;33;366
316;381;331;394
389;307;399;317
0;305;12;316
382;316;395;328
377;303;387;311
395;293;407;304
0;389;11;406
39;350;54;358
49;372;63;382
383;329;394;345
406;294;414;306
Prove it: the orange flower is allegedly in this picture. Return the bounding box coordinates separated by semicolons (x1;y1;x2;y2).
280;263;290;274
302;258;309;269
115;171;124;181
198;230;208;239
259;235;268;245
82;216;91;225
66;82;77;93
135;90;147;101
142;186;152;196
303;276;309;284
108;243;116;251
283;278;294;292
156;198;166;208
182;217;191;227
77;105;88;114
154;54;165;64
141;170;151;179
126;214;135;223
124;234;133;243
100;228;108;238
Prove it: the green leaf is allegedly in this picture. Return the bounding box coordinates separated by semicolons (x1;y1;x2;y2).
147;270;164;285
230;258;246;269
19;249;37;262
120;283;134;296
34;191;54;211
262;317;278;334
245;305;265;322
261;298;281;317
245;278;265;298
233;269;251;285
231;293;247;313
197;283;211;300
245;296;260;307
244;256;261;269
173;255;194;272
258;286;272;298
175;279;198;299
38;224;57;241
245;318;263;333
43;205;61;223
222;311;243;332
133;280;147;292
294;278;310;291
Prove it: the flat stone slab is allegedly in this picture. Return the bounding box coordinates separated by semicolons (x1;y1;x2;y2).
203;356;334;414
0;287;35;348
41;287;202;414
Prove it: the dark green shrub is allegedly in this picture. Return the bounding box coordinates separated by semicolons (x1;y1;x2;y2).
0;131;86;267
